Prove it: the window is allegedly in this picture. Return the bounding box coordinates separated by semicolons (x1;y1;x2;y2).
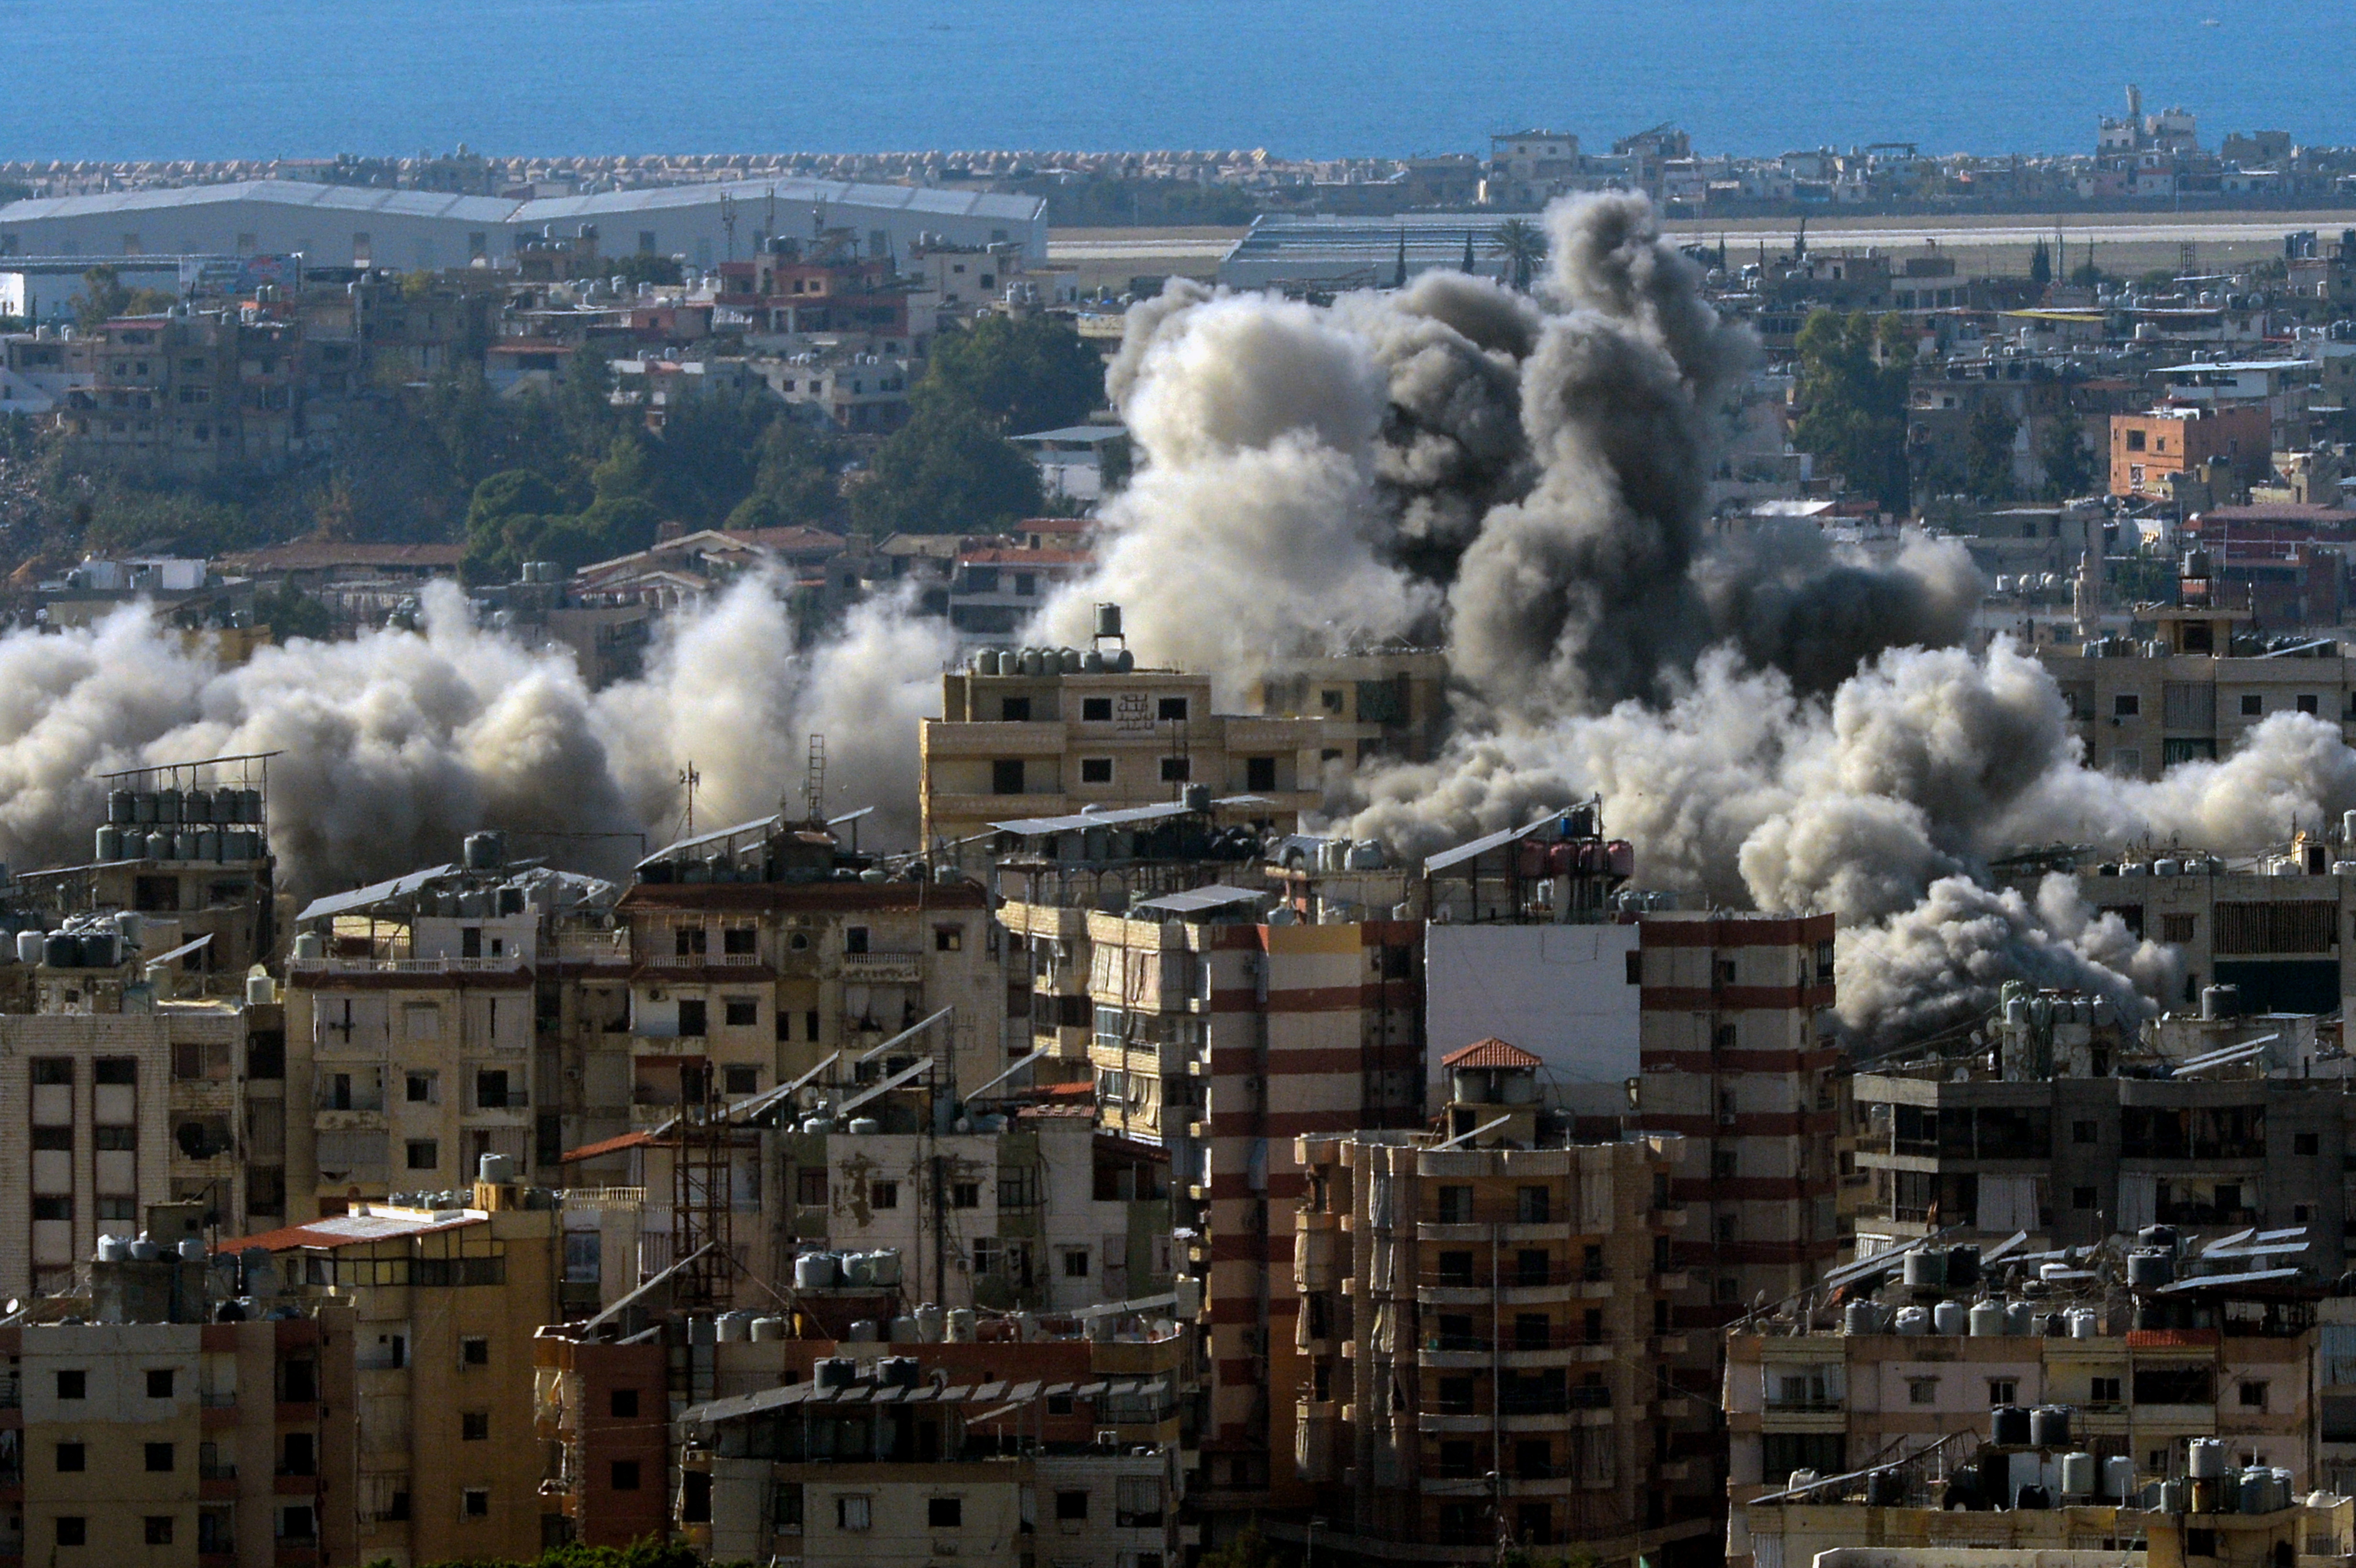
407;1072;437;1104
55;1369;85;1400
2114;694;2140;718
798;1170;829;1207
2298;1133;2320;1155
1080;757;1113;784
2299;694;2320;715
1056;1490;1090;1521
475;1069;511;1109
845;926;869;955
611;1387;640;1418
407;1140;439;1170
147;1441;175;1471
677;999;707;1036
1117;1477;1164;1527
1908;1377;1938;1405
55;1517;85;1546
145;1515;174;1545
725;998;759;1026
871;1180;899;1210
930;1497;964;1528
95;1057;134;1085
56;1441;85;1471
952;1181;980;1209
1159;755;1191;782
463;1410;489;1439
1437;1185;1473;1224
2090;1377;2121;1405
1988;1379;2018;1406
2242;694;2264;716
837;1494;872;1531
1062;1247;1090;1277
2073;1186;2097;1209
934;925;962;952
2072;1119;2097;1143
148;1369;175;1398
2127;428;2147;452
461;1337;490;1368
1516;1186;1550;1224
725;1065;759;1095
611;1459;641;1490
1082;697;1113;722
2186;1530;2216;1559
1157;697;1189;722
463;1488;489;1518
1246;755;1277;791
2240;1380;2269;1409
992;759;1026;795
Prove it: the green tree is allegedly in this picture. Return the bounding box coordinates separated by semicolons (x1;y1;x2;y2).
2029;240;2052;288
2068;257;2106;289
69;264;169;327
555;346;621;467
1790;309;1915;512
1489;217;1549;291
850;404;1044;536
916;314;1104;435
725;414;843;530
1963;397;2020;503
253;580;335;642
607;252;684;288
589;431;657;506
2039;414;2098;499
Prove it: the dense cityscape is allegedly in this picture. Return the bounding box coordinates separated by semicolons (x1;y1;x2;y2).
3;68;2356;1568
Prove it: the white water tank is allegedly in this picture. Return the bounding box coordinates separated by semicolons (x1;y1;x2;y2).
946;1307;976;1342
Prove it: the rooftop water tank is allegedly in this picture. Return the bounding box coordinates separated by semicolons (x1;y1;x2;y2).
2189;1438;2231;1480
2061;1452;2097;1498
716;1311;756;1343
1893;1306;1930;1336
1992;1405;2031;1446
2105;1455;2138;1500
794;1252;840;1290
1933;1299;1967;1335
1969;1300;2006;1337
477;1153;514;1185
2030;1405;2072;1448
946;1307;976;1343
815;1357;857;1389
750;1317;788;1342
1903;1250;1946;1288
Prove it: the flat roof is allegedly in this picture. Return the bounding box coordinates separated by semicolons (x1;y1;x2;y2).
1130;884;1267;917
217;1206;486;1252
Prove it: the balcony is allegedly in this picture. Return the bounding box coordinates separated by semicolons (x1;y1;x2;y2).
641;950;767;969
290;955;526;977
840;951;924;984
552;933;632;966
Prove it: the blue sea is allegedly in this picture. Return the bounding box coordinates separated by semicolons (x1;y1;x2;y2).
3;0;2345;163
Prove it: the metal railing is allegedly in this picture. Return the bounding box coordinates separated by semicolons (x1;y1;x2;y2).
292;955;527;975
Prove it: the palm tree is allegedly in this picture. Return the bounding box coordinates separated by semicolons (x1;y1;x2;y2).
1489;218;1548;291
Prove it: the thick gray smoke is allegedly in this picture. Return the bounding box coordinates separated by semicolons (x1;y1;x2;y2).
0;577;949;898
1038;192;2356;1037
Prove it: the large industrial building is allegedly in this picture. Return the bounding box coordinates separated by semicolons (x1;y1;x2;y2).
0;176;1047;272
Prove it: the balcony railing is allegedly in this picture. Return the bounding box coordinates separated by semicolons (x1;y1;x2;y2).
1422;1326;1607;1353
642;950;765;968
292;955;526;976
1421;1263;1603;1289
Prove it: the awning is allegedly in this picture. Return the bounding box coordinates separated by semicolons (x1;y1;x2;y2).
1130;884;1266;917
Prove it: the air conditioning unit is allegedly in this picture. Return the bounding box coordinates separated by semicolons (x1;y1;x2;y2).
1097;1429;1121;1448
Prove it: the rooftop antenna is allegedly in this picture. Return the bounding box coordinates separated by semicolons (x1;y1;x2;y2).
677;761;700;837
804;734;827;827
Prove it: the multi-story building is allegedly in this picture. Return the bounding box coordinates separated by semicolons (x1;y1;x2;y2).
2108;404;2271;501
217;1171;563;1565
920;646;1340;854
1291;1047;1709;1568
2036;605;2356;781
945;544;1094;648
1249;649;1453;766
2;1250;358;1566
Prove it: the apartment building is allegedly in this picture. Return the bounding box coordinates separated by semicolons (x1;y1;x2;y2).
1726;1270;2323;1568
921;653;1337;853
1;1255;358;1566
1291;1053;1710;1568
1249;649;1453;766
2108;404;2270;501
1636;912;1842;1330
218;1175;563;1565
0;1006;272;1302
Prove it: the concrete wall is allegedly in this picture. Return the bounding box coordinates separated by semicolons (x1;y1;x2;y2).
1424;923;1641;1114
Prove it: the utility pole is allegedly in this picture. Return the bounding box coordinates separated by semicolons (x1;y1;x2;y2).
678;761;700;837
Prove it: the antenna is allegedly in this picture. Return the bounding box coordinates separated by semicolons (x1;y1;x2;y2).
677;761;700;837
804;734;827;826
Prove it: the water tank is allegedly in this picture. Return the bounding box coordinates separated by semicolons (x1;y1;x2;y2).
96;1235;130;1263
2040;1312;2068;1337
128;1236;160;1261
2159;1478;2189;1513
246;973;275;1006
2273;1468;2296;1513
184;789;211;825
1970;1300;2006;1337
292;932;323;961
1945;1245;1981;1287
750;1317;787;1342
237;788;262;823
2040;1261;2074;1282
1930;1299;1965;1335
1058;647;1081;674
477;1153;514;1186
973;648;1001;675
107;789;135;824
846;1319;879;1342
1843;1299;1884;1335
228;829;259;860
1903;1250;1946;1288
1184;784;1213;814
94;826;123;862
212;787;238;825
869;1250;903;1287
716;1310;756;1343
43;932;76;968
1095;603;1123;640
916;1303;944;1342
2105;1455;2139;1500
891;1316;918;1342
155;788;182;825
1992;1405;2032;1446
194;830;219;862
2240;1468;2272;1515
2189;1438;2231;1480
878;1356;919;1389
14;930;41;966
2201;985;2239;1020
1112;648;1135;673
815;1357;857;1389
1787;1469;1820;1493
2068;1307;2099;1339
2030;1405;2072;1448
1081;649;1105;673
846;1117;882;1136
2062;1452;2097;1498
2140;1224;2180;1252
840;1253;874;1287
794;1252;840;1290
2127;1249;2175;1287
1894;1306;1930;1335
946;1307;976;1343
464;831;504;871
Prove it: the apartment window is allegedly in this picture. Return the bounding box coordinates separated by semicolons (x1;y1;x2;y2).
55;1441;85;1471
2240;1380;2269;1409
2298;1133;2321;1155
610;1387;640;1418
2186;1531;2217;1559
2127;428;2147;451
145;1515;174;1545
1056;1489;1090;1520
1517;1186;1550;1224
1000;696;1031;721
32;1126;70;1150
462;1411;490;1440
931;1497;964;1528
1989;1379;2018;1406
55;1517;85;1546
1117;1477;1164;1526
463;1489;490;1518
407;1072;437;1104
952;1181;980;1209
146;1441;175;1471
1082;697;1112;721
2242;694;2264;716
1160;755;1190;782
1062;1247;1090;1277
992;759;1025;795
1712;1150;1737;1180
838;1494;872;1531
55;1370;85;1400
2072;1119;2098;1143
148;1369;175;1398
871;1179;899;1210
637;230;657;254
1437;1186;1473;1224
2114;694;2139;718
725;998;759;1027
1320;687;1345;713
2073;1186;2097;1209
934;925;962;952
461;1337;490;1368
1157;697;1189;722
677;999;707;1036
1080;757;1113;784
611;1458;641;1490
1908;1377;1938;1405
1246;755;1277;792
725;1065;758;1096
2299;694;2321;714
2091;1377;2121;1405
406;1140;439;1170
475;1069;511;1109
798;1170;829;1207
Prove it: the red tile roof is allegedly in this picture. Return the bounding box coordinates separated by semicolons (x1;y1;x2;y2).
1440;1037;1541;1070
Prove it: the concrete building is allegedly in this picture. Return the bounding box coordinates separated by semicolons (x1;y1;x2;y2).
0;177;1047;273
0;1255;358;1566
1289;1056;1713;1567
1248;649;1453;766
217;1174;564;1566
2110;405;2270;501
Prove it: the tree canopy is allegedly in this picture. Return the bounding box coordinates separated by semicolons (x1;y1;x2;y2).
1790;309;1915;512
1963;398;2019;503
849;403;1044;536
2040;414;2098;500
916;313;1104;435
